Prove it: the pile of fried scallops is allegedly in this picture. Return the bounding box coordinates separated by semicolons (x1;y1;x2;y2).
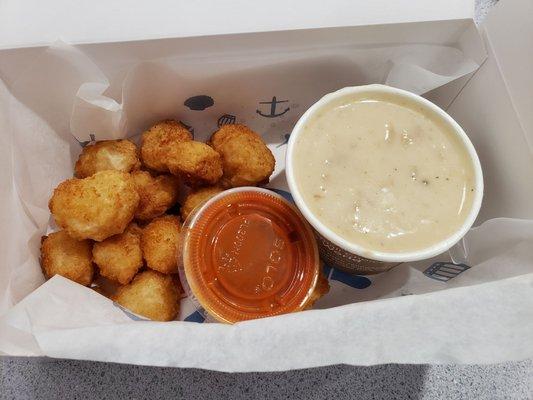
40;122;275;321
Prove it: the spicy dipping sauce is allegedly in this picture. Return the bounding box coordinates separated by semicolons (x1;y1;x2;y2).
179;188;321;323
291;90;477;254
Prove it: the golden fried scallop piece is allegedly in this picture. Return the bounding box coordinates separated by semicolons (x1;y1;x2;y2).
209;124;261;149
303;266;330;310
209;124;275;187
180;186;224;221
141;215;181;274
40;230;94;286
112;270;179;321
165;141;223;187
131;171;180;221
92;223;143;284
49;170;140;241
74;140;140;178
140;120;192;172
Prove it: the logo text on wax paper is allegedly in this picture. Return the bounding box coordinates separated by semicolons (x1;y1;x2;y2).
424;262;470;282
256;96;290;118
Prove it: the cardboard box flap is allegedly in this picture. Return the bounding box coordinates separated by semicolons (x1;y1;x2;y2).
481;0;533;150
446;0;533;221
0;0;474;50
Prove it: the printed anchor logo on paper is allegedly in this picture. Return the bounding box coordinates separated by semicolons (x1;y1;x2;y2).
256;96;290;118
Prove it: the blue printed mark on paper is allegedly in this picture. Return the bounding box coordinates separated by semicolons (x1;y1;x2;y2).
424;262;470;282
184;311;206;323
325;266;372;289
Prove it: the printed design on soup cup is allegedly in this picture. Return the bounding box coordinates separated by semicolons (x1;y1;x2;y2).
316;232;399;275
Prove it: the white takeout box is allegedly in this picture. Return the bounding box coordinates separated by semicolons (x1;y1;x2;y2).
1;0;532;371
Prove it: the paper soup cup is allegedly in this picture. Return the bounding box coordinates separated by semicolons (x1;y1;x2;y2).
286;84;483;274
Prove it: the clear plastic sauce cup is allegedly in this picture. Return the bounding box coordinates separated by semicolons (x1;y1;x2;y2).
178;187;320;323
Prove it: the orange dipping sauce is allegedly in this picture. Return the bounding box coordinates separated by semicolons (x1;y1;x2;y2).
180;188;320;323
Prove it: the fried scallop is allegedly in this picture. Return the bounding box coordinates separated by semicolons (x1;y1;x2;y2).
40;230;94;286
92;223;143;284
180;186;224;221
140;120;192;172
141;215;181;274
209;124;275;187
209;123;258;148
49;170;140;241
165;141;223;187
74;139;140;178
131;171;180;221
112;270;179;321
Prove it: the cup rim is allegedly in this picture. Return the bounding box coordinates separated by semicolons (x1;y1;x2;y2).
285;84;484;263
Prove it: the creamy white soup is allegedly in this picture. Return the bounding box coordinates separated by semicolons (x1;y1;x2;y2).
292;93;476;254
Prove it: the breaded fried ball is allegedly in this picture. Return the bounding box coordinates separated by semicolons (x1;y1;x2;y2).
141;215;181;274
92;223;143;284
40;230;94;286
165;141;223;187
180;186;224;221
49;170;140;241
112;270;179;321
74;140;140;178
209;125;275;187
132;171;180;221
140;120;192;172
209;123;258;148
